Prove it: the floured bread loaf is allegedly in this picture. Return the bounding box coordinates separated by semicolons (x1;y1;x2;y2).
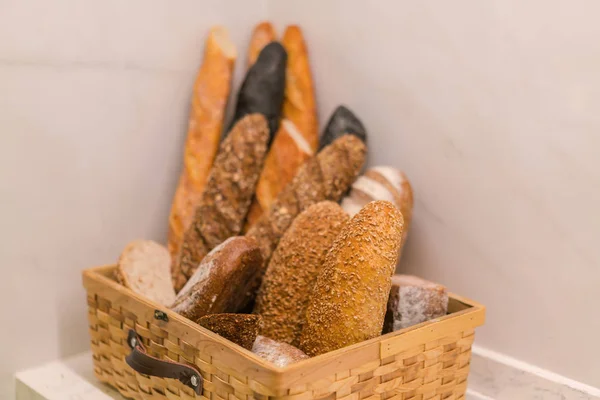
252;335;309;367
341;166;413;257
116;240;176;306
299;201;404;356
383;275;448;333
197;313;260;350
254;201;348;346
171;237;262;321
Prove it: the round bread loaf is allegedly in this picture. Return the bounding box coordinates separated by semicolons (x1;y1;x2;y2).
252;335;309;367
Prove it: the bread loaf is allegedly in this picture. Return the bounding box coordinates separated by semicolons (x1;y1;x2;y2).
383;275;448;333
244;25;319;229
254;201;348;346
197;313;260;350
252;336;309;367
319;105;367;149
245;135;367;300
299;201;404;356
116;240;176;306
167;26;236;262
341;166;413;257
172;114;269;291
247;22;276;66
171;237;262;321
228;42;287;140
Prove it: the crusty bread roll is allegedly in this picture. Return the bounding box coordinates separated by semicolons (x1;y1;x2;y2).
171;237;262;321
247;22;276;66
341;166;413;258
245;135;367;304
299;201;404;356
252;335;309;367
197;313;260;350
167;26;236;263
319;105;367;150
172;114;269;291
244;25;319;230
254;201;348;346
116;240;176;306
383;275;448;333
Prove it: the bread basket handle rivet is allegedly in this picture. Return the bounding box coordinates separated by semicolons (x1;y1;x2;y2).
154;310;169;322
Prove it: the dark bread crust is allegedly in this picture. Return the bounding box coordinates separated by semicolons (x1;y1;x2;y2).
196;313;260;350
172;114;269;291
254;201;348;346
171;237;263;321
299;201;404;356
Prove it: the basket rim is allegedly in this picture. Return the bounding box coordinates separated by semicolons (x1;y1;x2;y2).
83;264;485;380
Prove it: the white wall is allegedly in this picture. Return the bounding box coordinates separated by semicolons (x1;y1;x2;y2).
2;0;599;397
0;0;265;397
268;0;600;388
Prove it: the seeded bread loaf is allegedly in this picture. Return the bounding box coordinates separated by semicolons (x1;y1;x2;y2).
254;201;348;346
299;201;404;356
167;26;236;262
197;313;260;350
383;275;448;333
116;240;176;306
172;114;269;291
245;135;367;303
252;335;309;367
171;237;262;321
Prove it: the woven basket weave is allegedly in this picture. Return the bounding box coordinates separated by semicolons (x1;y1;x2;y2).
83;265;485;400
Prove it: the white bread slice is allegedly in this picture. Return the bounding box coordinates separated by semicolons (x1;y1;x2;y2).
117;240;176;306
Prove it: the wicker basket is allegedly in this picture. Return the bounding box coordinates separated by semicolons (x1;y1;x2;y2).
83;264;485;400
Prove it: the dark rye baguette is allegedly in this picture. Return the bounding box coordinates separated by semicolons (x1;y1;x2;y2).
245;135;367;294
197;313;260;350
172;114;269;291
299;201;404;356
228;42;287;141
254;201;348;346
171;237;262;321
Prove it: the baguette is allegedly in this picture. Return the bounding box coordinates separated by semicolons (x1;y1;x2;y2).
252;336;309;367
116;240;176;306
228;42;287;140
383;275;448;333
247;22;276;66
172;114;269;291
167;26;236;262
171;237;262;320
341;166;413;258
254;201;348;346
319;105;367;149
299;201;404;356
244;26;319;229
245;135;367;301
197;313;260;350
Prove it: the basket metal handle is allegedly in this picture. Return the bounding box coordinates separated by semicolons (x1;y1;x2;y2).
125;330;203;394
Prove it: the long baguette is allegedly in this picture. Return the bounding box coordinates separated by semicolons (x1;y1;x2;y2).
247;22;276;66
167;26;236;262
245;135;367;303
172;114;269;291
244;26;319;230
